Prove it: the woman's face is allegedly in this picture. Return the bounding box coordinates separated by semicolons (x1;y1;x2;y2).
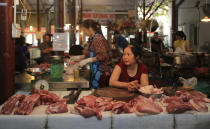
83;27;91;37
176;35;182;40
123;47;137;66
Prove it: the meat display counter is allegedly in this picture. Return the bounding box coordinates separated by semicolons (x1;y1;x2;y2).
1;90;210;129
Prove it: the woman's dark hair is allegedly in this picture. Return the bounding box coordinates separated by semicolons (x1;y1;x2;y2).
124;44;143;58
175;31;186;40
82;19;102;34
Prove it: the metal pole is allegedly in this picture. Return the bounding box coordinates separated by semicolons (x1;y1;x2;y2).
69;0;76;47
0;0;15;104
55;0;64;33
37;0;40;45
59;0;64;32
46;11;51;33
171;0;175;45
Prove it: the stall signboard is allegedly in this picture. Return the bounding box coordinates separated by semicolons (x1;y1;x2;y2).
83;12;115;25
53;33;68;51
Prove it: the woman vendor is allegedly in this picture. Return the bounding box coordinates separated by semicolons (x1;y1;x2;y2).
173;31;191;53
109;45;149;91
70;19;110;89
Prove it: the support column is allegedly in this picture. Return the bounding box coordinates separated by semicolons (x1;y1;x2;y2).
37;0;40;45
79;0;83;44
46;11;51;34
69;0;76;47
172;0;185;43
55;0;64;33
171;0;176;44
0;0;15;104
54;0;64;55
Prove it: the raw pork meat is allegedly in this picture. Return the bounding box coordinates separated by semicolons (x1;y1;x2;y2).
46;103;68;114
134;95;163;114
74;96;113;120
33;88;66;105
15;94;40;115
74;105;102;120
123;102;134;113
95;97;113;111
111;101;126;114
138;85;163;94
76;95;97;108
163;96;192;113
0;94;25;114
166;101;192;114
189;98;208;112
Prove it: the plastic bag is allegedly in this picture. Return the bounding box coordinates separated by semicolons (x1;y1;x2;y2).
179;77;197;88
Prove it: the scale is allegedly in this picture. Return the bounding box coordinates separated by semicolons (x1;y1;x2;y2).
34;80;49;91
26;67;49;92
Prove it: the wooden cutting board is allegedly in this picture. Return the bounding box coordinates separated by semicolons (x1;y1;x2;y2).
93;87;139;101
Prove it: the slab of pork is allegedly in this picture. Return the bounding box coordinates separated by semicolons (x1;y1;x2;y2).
15;94;40;115
0;94;25;114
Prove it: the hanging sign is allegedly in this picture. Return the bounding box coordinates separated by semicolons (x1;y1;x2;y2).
53;33;68;51
83;12;115;25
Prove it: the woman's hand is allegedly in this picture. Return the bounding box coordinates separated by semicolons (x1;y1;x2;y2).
127;80;139;92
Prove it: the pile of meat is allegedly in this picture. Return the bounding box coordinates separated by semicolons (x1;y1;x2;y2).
138;85;163;94
72;95;163;120
0;89;68;115
161;90;210;113
37;63;50;69
72;90;210;120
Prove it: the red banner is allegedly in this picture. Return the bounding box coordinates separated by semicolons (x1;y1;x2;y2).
83;12;115;25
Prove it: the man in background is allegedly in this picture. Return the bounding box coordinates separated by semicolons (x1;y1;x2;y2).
38;34;53;63
113;31;128;50
151;32;164;53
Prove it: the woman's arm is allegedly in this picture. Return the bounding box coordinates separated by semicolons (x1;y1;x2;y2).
109;65;129;88
185;40;191;52
79;55;86;60
140;73;149;87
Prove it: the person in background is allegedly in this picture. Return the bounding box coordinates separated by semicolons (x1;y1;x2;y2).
173;31;191;52
15;36;27;73
38;34;53;62
151;32;164;53
113;30;128;50
109;45;149;91
70;19;111;89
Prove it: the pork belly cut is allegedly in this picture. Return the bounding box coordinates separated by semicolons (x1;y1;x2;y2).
15;94;40;115
0;94;26;115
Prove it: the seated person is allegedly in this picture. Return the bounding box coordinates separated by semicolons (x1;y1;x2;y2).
109;45;149;91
